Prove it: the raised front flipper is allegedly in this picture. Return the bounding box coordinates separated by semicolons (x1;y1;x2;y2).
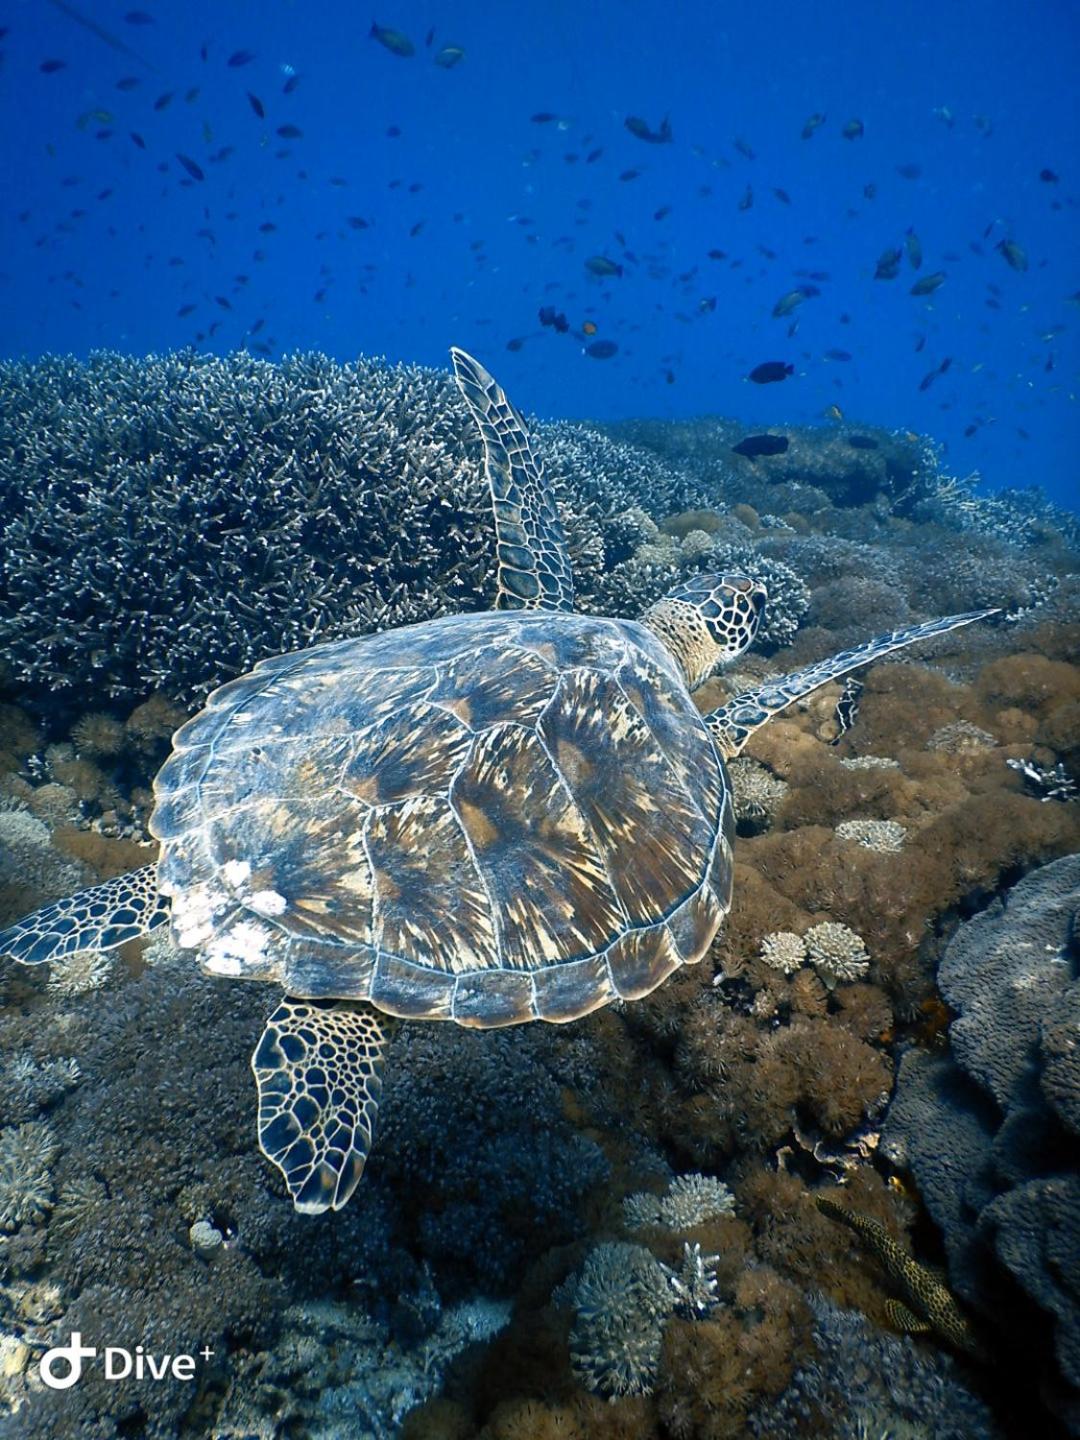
252;997;389;1214
0;864;168;965
707;608;999;759
451;347;574;613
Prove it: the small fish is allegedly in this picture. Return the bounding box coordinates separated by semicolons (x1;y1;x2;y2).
585;255;622;278
823;403;844;421
40;59;67;73
863;182;877;200
176;152;205;181
734;136;756;160
228;49;256;67
841;118;864;140
801;112;826;139
433;45;464;68
932;105;955;128
505;337;524;351
530;111;558;123
896;162;922;180
116;76;140;89
772;288;809;318
370;21;415;57
277;124;302;139
177;303;196;316
732;433;789;458
996;238;1028;271
773;187;791;205
124;10;154;23
624;114;672;144
874;247;902;280
847;434;878;450
153;90;173;110
1039;168;1059;183
748;360;793;384
738;185;753;211
247;92;265;117
586;148;603;163
283;73;300;94
130;130;146;148
653;205;671;221
538;306;569;333
824;347;853;361
581;319;597;335
904;228;922;269
910;271;946;296
346;216;370;229
585;339;618;359
619;168;641;181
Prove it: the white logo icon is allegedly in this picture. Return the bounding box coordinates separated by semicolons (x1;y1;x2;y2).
40;1332;97;1390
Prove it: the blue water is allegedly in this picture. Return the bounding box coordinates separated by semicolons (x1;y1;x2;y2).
1;0;1076;507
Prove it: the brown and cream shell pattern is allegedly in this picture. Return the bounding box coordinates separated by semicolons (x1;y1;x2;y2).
151;608;733;1028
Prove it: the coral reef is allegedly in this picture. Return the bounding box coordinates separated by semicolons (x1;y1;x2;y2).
884;854;1080;1433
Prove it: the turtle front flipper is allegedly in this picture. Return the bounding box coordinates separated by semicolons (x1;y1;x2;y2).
450;347;575;614
0;864;168;965
706;607;1000;758
251;997;389;1214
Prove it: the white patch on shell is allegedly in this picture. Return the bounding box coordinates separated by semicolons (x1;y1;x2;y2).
222;859;252;889
249;889;288;917
204;919;272;975
172;884;219;950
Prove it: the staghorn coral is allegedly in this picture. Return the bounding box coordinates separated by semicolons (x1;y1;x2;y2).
728;756;789;832
804;921;871;985
759;930;807;975
0;1123;57;1232
835;818;906;852
558;1241;676;1398
0;352;714;711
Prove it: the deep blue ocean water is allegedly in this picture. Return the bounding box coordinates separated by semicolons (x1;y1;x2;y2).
0;0;1076;508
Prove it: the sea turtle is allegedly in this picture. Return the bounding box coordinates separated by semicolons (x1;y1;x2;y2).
0;349;997;1214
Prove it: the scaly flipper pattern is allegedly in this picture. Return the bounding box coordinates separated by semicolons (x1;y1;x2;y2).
451;347;574;613
252;997;390;1214
707;608;999;758
816;1196;986;1359
0;863;168;965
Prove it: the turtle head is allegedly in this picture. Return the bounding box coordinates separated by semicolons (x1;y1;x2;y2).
643;573;766;690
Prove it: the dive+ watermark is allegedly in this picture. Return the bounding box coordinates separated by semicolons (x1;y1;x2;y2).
39;1332;214;1389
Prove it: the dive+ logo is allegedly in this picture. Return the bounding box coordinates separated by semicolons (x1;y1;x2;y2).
39;1333;214;1389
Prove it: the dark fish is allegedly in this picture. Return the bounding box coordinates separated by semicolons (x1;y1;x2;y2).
277;124;302;139
734;136;756;160
153;90;173;110
863;182;877;200
258;221;277;232
433;45;464;68
738;185;753;211
824;348;852;361
846;434;878;450
625;114;672;144
585;339;618;359
732;433;789;458
874;247;902;280
996;238;1028;271
653;205;671;220
841;118;864;139
585;255;622;277
116;75;140;89
506;337;525;352
904;228;922;269
283;73;300;93
246;92;264;117
124;10;153;23
40;59;67;72
801;112;826;139
772;288;809;318
586;148;603;163
1039;168;1059;183
619;168;641;181
130;130;146;148
773;187;791;205
538;305;569;333
346;216;370;229
910;270;946;296
228;50;256;67
531;111;558;123
176;152;204;181
748;361;793;384
177;303;195;316
370;21;414;57
896;162;922;179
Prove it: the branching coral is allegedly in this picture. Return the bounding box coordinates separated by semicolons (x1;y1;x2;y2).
835;818;906;852
559;1242;676;1398
804;921;871;985
0;1123;57;1231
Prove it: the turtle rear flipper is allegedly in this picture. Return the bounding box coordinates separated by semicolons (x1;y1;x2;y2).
252;997;389;1214
707;608;1000;758
0;864;167;965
